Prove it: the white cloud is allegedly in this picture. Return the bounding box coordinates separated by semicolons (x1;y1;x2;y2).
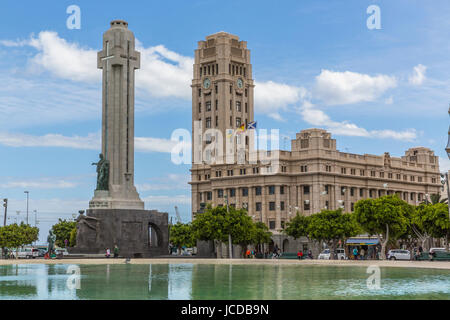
299;102;417;141
409;64;427;86
439;157;450;173
254;81;308;120
1;31;193;99
0;131;181;153
0;178;77;189
142;194;191;205
314;69;397;105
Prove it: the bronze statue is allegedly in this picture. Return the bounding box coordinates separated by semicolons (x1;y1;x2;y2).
47;230;56;254
92;153;109;190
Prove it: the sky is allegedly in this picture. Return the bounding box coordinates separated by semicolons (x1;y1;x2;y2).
0;0;449;243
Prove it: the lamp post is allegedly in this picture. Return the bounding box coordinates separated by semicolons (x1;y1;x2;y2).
224;194;232;259
24;191;29;225
445;105;450;251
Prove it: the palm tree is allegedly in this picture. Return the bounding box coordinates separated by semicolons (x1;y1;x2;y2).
421;193;448;205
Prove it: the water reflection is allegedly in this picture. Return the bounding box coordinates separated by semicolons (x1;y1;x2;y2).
0;263;450;300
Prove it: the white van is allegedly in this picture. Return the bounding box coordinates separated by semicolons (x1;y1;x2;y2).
318;248;347;260
13;247;39;259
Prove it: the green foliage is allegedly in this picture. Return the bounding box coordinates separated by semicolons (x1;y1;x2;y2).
284;213;311;239
0;223;39;249
170;222;196;248
69;228;77;247
191;205;272;246
354;195;410;240
51;219;76;247
252;222;272;245
307;209;359;243
414;203;450;239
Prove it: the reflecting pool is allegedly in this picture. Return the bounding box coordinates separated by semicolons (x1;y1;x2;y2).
1;263;450;300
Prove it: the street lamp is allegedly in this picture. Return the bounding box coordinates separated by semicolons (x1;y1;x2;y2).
24;191;29;225
444;105;450;251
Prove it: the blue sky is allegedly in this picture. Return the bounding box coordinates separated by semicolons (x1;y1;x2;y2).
0;0;449;243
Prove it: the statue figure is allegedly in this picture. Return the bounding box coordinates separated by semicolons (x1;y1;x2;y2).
47;230;56;254
92;153;109;190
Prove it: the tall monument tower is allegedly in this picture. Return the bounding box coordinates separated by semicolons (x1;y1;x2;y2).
75;20;168;258
90;20;144;210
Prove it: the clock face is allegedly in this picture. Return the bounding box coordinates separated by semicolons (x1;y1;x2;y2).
237;78;243;89
203;78;211;89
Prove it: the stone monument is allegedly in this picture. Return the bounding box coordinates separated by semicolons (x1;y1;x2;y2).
74;20;168;258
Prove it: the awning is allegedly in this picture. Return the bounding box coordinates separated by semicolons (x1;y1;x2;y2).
346;238;379;245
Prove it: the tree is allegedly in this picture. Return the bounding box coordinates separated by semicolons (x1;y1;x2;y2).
69;228;77;247
252;222;272;252
191;205;272;257
0;223;39;253
284;213;311;240
413;203;450;251
422;193;448;205
306;209;359;259
170;222;196;251
354;195;410;259
51;219;76;247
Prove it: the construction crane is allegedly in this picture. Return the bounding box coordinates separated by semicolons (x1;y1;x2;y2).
174;206;182;224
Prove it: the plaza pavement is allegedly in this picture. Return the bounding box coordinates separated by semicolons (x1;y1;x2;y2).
1;258;450;270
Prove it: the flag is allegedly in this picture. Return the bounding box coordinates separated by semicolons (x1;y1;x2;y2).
247;121;257;130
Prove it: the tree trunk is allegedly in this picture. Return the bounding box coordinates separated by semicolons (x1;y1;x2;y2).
331;240;337;260
378;224;389;260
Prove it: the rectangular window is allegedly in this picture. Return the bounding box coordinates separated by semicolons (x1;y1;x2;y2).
215;116;218;127
303;186;310;195
253;167;259;174
351;169;356;175
351;203;355;212
388;173;393;179
300;165;308;172
269;185;275;195
350;188;355;197
341;168;346;174
269;202;275;211
230;116;232;126
230;85;233;94
245;103;248;113
198;102;201;113
236;101;241;112
360;169;365;176
304;201;310;211
326;165;332;172
324;185;329;194
206;101;211;111
341;187;346;195
215;85;218;94
242;188;248;197
280;186;284;194
206;117;211;128
360;188;364;197
379;172;384;178
236;117;241;128
198;89;201;97
371;171;376;177
218;189;223;198
269;220;276;230
280;201;285;211
255;186;262;196
230;188;236;197
207;192;212;201
256;202;262;211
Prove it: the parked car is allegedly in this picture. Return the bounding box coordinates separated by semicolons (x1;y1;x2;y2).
12;247;39;259
429;248;446;254
387;249;411;260
318;248;347;260
54;248;69;256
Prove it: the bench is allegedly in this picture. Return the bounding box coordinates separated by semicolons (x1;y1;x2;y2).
279;252;305;259
416;251;450;261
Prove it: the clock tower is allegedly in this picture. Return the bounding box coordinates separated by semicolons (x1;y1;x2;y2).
191;32;255;214
192;32;254;162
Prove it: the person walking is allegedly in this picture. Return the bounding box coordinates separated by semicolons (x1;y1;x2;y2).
113;244;119;258
105;248;110;258
353;247;358;260
360;248;365;260
308;249;313;259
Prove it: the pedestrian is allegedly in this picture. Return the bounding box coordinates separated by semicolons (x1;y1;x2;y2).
246;249;251;258
105;248;110;258
360;248;365;260
308;249;313;259
297;250;302;260
113;244;119;258
353;247;358;260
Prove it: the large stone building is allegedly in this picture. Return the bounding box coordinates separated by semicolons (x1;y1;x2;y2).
189;32;442;250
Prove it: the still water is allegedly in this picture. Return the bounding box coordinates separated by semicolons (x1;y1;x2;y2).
0;263;450;300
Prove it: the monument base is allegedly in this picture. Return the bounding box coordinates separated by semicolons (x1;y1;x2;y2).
89;190;145;210
72;209;168;258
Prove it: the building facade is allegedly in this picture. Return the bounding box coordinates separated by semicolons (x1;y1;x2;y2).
189;32;442;245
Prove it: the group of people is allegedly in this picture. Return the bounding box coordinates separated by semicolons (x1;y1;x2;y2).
350;246;380;260
297;250;313;259
105;244;119;258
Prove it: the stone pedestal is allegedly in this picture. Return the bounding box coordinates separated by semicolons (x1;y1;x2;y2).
73;209;169;258
89;190;145;210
